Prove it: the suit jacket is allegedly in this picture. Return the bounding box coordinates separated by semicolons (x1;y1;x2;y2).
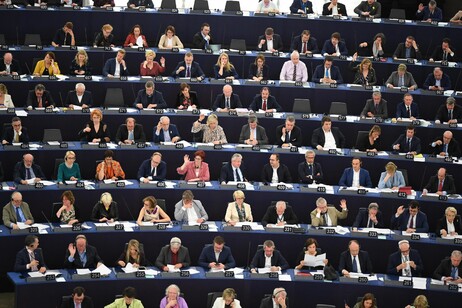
2;202;34;227
396;102;420;119
26;90;55;108
311;127;346;148
350;62;377;85
338;250;373;274
354;1;381;17
14;247;46;272
378;171;405;189
238;124;269;145
133;89;167;109
423;73;452;90
431;137;461;157
219;162;248;183
137;159;167;181
171;61;205;79
435;104;462;122
192;31;213;49
387;249;423;276
174;200;208;222
392;134;422;154
352;209;384;228
64;245;103;269
298;161;323;184
321;40;348;56
212;93;242;111
393;43;422;60
155;245;191;268
61;296;93;308
356;134;381;151
261;205;298;226
102;58;129;77
153;124;180;143
322;2;347;15
310;206;348;227
338;167;372;188
430;45;457;62
248;63;270;80
424;175;456;194
436;216;462;237
275;124;302;147
390;210;429;233
0;58;21;74
416;6;443;21
360;98;388;118
64;90;93;107
257;34;283;51
13;162;46;184
198;245;236;269
249;94;282;112
386;71;418;88
434;258;462;280
1;126;30;144
312;64;344;83
290;35;319;53
225;202;253;223
261;163;292;184
176;161;210;182
290;0;313;14
104;298;143;308
250;249;289;270
259;296;289;308
115;124;146;144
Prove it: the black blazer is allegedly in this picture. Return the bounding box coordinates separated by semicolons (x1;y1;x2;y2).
423;73;452;90
14;247;46;272
212;93;242;111
1;126;30;144
257;34;283;51
176;91;199;109
435;104;462;123
250;249;289;270
387;249;423;276
290;35;319;53
352;209;384;228
64;90;94;107
153;124;180;143
249;94;282;112
360;98;388;118
349;61;377;85
171;61;205;79
136;159;167;181
26;90;55;108
248;63;270;80
434;257;462;280
311;127;346;148
356;134;381;151
155;245;191;268
435;215;462;237
0;58;21;74
261;205;298;226
115;123;146;144
431;137;461;157
78;121;110;143
192;31;213;49
102;58;129;77
275;124;302;147
297;161;323;184
60;296;94;308
133;89;167;109
424;175;456;194
338;250;373;274
13;162;46;184
430;45;457;62
91;201;119;222
392;134;422;154
261;163;292;184
219;162;248;183
69;59;92;76
64;245;103;269
393;43;422;60
322;2;347;15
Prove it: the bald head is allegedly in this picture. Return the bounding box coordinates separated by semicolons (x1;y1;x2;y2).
3;53;13;64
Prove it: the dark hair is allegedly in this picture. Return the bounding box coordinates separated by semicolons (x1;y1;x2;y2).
373;33;386;45
165;25;176;35
324;56;334;63
104;150;114;159
214;236;225;245
331;32;341;40
360;293;377;308
201;23;209;30
180;83;190;91
304;238;318;249
260;86;270;93
254;54;265;65
409;201;420;209
130;24;142;35
25;235;38;246
72;286;85;296
143;196;157;209
123;287;137;298
194;150;206;161
61;190;75;204
64;22;73;30
321;116;332;125
301;30;311;36
45;52;56;60
406;125;415;131
442;37;451;44
265;27;274;35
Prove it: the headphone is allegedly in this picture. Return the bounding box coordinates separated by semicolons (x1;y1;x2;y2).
273;288;285;298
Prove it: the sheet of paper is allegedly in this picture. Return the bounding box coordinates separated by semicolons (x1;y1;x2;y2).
92;264;111;275
39;180;56;186
279;274;292;281
258;268;281;274
303;253;326;267
401;231;429;238
28;272;45;277
76;269;91;275
166;264;181;272
122;263;138;273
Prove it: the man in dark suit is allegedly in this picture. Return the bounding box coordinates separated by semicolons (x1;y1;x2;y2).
64;234;103;269
0;52;21;75
238;115;269;145
290;0;313;14
290;30;318;54
14;235;46;272
387;240;423;277
212;84;242;111
155;237;191;271
261;154;292;184
102;49;129;77
393;36;422;60
422;168;456;195
436;207;462;237
250;240;289;272
298;150;323;184
430;130;461;157
171;52;205;80
352;202;384;229
423;67;452;91
429;38;456;62
321;32;348;56
198;236;236;270
433;250;462;283
153;116;180;143
312;56;344;84
338;240;373;276
311;116;346;150
133;81;167;109
360;91;388;118
219;153;248;183
127;0;153;8
257;27;283;52
275;115;302;147
390;201;429;233
259;288;288;308
261;201;298;227
26;84;55;108
392;125;422;154
1;117;30;145
416;0;442;22
13;153;45;185
249;87;282;112
137;152;167;182
338;157;372;187
322;0;348;16
192;23;212;49
64;83;93;108
395;93;419;119
2;191;34;229
435;97;462;124
115;117;146;145
386;64;418;90
354;0;381;17
310;197;348;227
60;286;94;308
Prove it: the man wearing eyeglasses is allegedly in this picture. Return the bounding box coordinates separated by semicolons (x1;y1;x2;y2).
3;192;34;229
387;240;423;277
1;117;30;145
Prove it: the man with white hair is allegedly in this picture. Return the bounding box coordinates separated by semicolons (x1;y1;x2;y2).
279;51;308;82
64;83;93;108
261;201;298;227
386;240;423;277
433;250;462;283
423;67;452;91
0;52;21;75
259;287;288;308
155;237;191;272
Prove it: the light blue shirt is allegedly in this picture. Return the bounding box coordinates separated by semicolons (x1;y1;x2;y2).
377;171;406;189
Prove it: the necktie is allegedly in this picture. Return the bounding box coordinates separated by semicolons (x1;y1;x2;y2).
285;131;290;143
308;164;312;176
38;97;42;108
262;99;267;111
226;98;230;109
335;44;340;55
302;42;307;53
443;51;447;61
438;180;443;191
15;206;23;223
405;48;411;58
235;169;241;182
128;130;134;141
205;39;209;49
352;256;358;272
404;255;411;276
152;167;157;177
30;252;38;271
406;106;410;118
407;138;411;151
443;144;448;154
367;218;373;228
322;212;328;226
448;110;452;120
26;168;31;180
14;132;19;143
451;266;458;279
292;65;297;81
374;104;379;114
186;66;191;77
325;68;329;79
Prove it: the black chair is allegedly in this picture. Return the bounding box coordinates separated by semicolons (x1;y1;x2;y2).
354;131;368;149
224;0;240;12
292;98;311;113
52;158;65;181
157;198;167;213
24;34;42;46
0;34;6;45
1;122;10;138
316;305;336;308
206;292;224;308
192;129;203;143
230;39;246;51
329;102;347;115
42;129;63;143
51;202;63;223
60;295;72;307
398;168;409;186
104;88;125;107
389;8;406;19
193;0;209;11
159;0;176;10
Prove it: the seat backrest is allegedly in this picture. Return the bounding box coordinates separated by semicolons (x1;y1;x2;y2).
329;102;347;116
230;39;246;51
160;0;176;9
192;129;203;142
0;34;6;45
157;198;167;213
293;98;311;113
32;57;41;73
43;129;63;143
355;131;369;149
193;0;209;10
224;0;240;11
24;34;42;46
389;8;406;19
53;158;65;181
61;295;72;307
104;88;125;107
51;202;63;223
397;169;409;186
207;292;225;308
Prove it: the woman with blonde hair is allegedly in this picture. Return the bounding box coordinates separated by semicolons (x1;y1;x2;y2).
191;113;227;144
377;161;405;189
70;50;91;76
350;54;377;85
57;151;81;183
0;83;14;108
140;50;165;76
117;239;149;267
406;294;429;308
91;192;119;222
357;125;381;152
213;53;238;79
225;190;253;225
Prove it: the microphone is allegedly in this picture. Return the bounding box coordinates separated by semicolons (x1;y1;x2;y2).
59;92;64;107
119;195;136;221
245;240;252;271
41;210;54;231
419;164;428;191
25;62;32;75
130;83;136;101
16;26;19;46
424;37;433;59
84;27;88;47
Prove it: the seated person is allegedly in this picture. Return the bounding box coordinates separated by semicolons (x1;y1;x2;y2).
93;24;114;47
1;117;29;145
357;32;386;58
51;22;75;47
13;154;45;185
127;0;154;8
385;64;417;90
312;56;343;84
176;83;199;109
422;167;456;195
91;192;119;223
192;23;212;50
153;116;181;143
64;234;103;269
295;238;328;270
352;202;384;229
0;52;21;76
338;157;373;188
224;190;253;225
276;115;302;147
137;152;167;182
212;288;241;308
78;109;110;143
192;114;228;144
123;24;148;48
64;83;93;108
213;53;238;79
14;235;46;273
256;0;279;13
238;115;269;145
220;153;248;183
57;151;81;183
140;50;165;77
429;38;456;62
423;67;452;91
321;32;348;56
133;81;167;109
261;154;292;184
93;0;114;6
450;10;462;23
26;84;55;108
171;52;205;80
3;192;34;229
136;196;171;224
249;86;282;112
105;287;143;308
33;52;60;76
290;0;313;14
198;236;236;270
212;84;242;112
377;162;405;189
290;29;319;54
396;93;419;120
102;50;129;77
95;150;125;181
261;201;298;227
339;240;373;277
360;91;388;118
115;117;146;145
279;51;308;82
116;239;149;267
390;201;429;233
160;285;188;308
433;250;462;284
392;125;422;154
250;240;289;273
386;240;423;276
322;0;348;16
349;55;376;85
56;191;80;225
155;237;191;272
311;116;346;149
257;27;283;52
174;190;208;224
310;197;348;227
298;150;323;184
248;54;270;81
354;0;381;18
356;125;381;152
416;0;442;22
436;207;462;238
393;36;422;60
158;25;183;49
259;288;288;308
0;83;14;108
60;286;94;308
430;130;461;157
176;150;210;182
435;97;461;124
